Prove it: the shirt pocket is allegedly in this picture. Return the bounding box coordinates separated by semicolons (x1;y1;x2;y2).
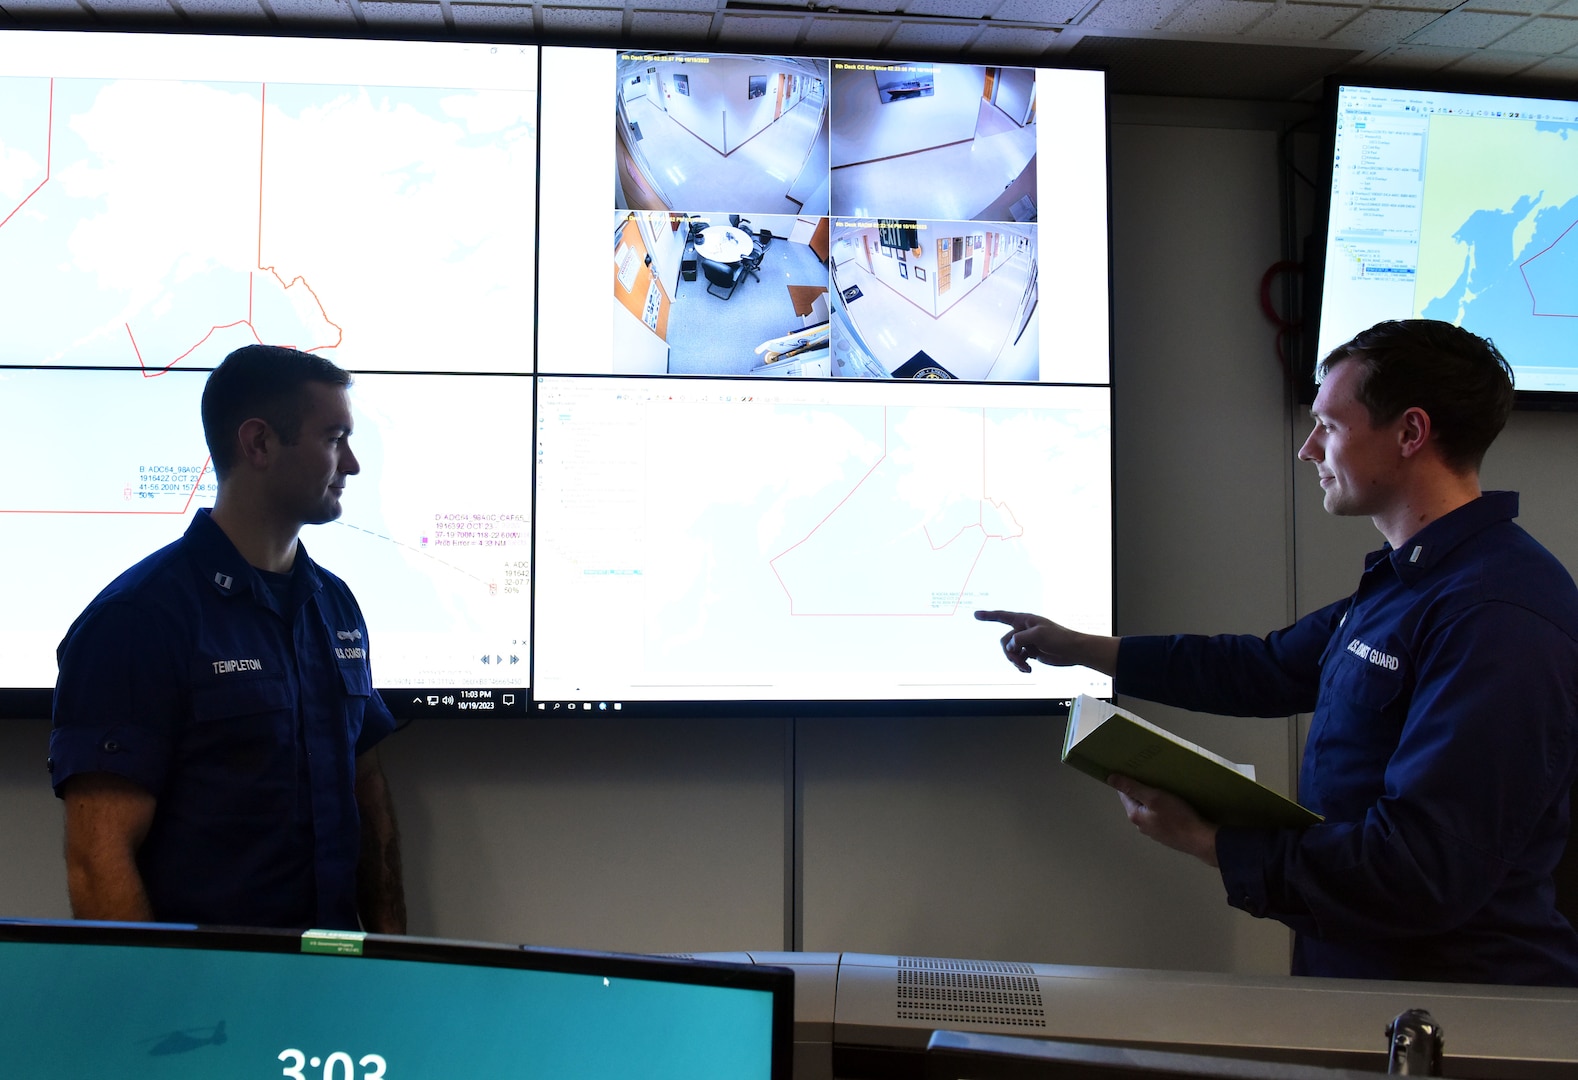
336;660;373;747
1323;650;1405;712
183;674;296;817
1307;651;1407;814
337;662;372;699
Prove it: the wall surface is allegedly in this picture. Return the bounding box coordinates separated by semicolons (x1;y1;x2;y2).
829;63;984;166
6;96;1577;979
994;66;1035;127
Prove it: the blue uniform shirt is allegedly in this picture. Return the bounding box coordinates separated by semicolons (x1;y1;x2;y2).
50;508;398;930
1118;492;1578;985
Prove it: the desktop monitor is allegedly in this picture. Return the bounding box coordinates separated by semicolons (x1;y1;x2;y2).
1305;76;1578;408
0;919;792;1078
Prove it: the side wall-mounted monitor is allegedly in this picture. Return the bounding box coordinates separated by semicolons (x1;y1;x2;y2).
1305;76;1578;408
1;30;1115;720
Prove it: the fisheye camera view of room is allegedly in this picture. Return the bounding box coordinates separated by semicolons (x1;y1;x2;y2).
830;61;1037;223
614;211;832;375
615;53;830;217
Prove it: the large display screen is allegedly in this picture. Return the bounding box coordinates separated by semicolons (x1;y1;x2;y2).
531;46;1112;713
0;921;790;1079
1;30;1113;719
0;30;538;717
533;377;1111;711
1309;79;1578;404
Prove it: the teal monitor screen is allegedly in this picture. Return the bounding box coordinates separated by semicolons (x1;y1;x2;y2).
0;921;790;1079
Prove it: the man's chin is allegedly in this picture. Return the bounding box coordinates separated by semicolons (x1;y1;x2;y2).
305;501;344;526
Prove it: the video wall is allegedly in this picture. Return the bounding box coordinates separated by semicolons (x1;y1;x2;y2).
0;29;1113;718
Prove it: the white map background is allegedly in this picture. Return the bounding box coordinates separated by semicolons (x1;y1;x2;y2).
534;381;1113;702
0;75;535;372
1;66;537;690
0;368;533;690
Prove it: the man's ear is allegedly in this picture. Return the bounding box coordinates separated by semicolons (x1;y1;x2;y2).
235;417;273;469
1396;406;1432;459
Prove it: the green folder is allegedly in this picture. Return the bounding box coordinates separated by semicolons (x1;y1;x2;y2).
1063;695;1322;829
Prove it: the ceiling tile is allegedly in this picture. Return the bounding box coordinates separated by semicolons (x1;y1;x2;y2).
1326;7;1440;48
886;18;979;46
1404;9;1526;47
176;0;269;19
0;0;96;17
1371;0;1456;9
1443;48;1546;75
989;0;1085;23
450;0;531;24
1553;0;1578;15
545;0;624;7
631;0;714;9
802;15;891;46
360;0;444;20
1521;51;1578;74
900;0;994;15
630;9;712;35
542;4;621;29
1494;15;1578;52
1163;0;1276;35
83;0;182;18
717;13;805;40
1248;3;1362;41
1363;42;1463;71
1077;0;1192;31
971;23;1059;52
265;0;360;21
1461;0;1567;13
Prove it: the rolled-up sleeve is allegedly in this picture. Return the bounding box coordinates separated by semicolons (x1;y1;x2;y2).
51;602;181;799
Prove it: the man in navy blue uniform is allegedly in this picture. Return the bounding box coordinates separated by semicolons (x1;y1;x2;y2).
50;345;405;933
979;320;1578;985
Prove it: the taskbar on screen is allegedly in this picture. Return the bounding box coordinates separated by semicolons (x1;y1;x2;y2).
382;688;530;719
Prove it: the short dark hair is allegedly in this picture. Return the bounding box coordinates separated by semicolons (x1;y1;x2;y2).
1318;319;1514;473
201;345;352;478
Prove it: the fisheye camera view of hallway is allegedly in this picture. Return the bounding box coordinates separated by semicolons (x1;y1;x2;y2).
616;54;830;216
831;221;1038;382
830;63;1037;223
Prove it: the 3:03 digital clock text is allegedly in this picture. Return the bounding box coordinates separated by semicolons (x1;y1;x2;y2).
279;1049;388;1079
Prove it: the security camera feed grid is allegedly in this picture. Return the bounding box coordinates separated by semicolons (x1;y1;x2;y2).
611;52;1078;383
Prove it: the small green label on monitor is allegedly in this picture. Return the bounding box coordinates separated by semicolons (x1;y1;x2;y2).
301;930;367;956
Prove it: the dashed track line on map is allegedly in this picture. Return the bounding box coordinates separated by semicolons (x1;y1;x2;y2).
333;520;500;590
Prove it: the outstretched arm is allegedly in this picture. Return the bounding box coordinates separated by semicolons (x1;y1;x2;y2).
61;772;157;921
974;610;1120;675
355;748;407;934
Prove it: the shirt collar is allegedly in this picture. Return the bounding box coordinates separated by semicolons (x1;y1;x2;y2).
185;507;323;605
1370;491;1520;585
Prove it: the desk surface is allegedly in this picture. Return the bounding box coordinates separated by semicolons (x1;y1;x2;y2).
695;225;753;264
